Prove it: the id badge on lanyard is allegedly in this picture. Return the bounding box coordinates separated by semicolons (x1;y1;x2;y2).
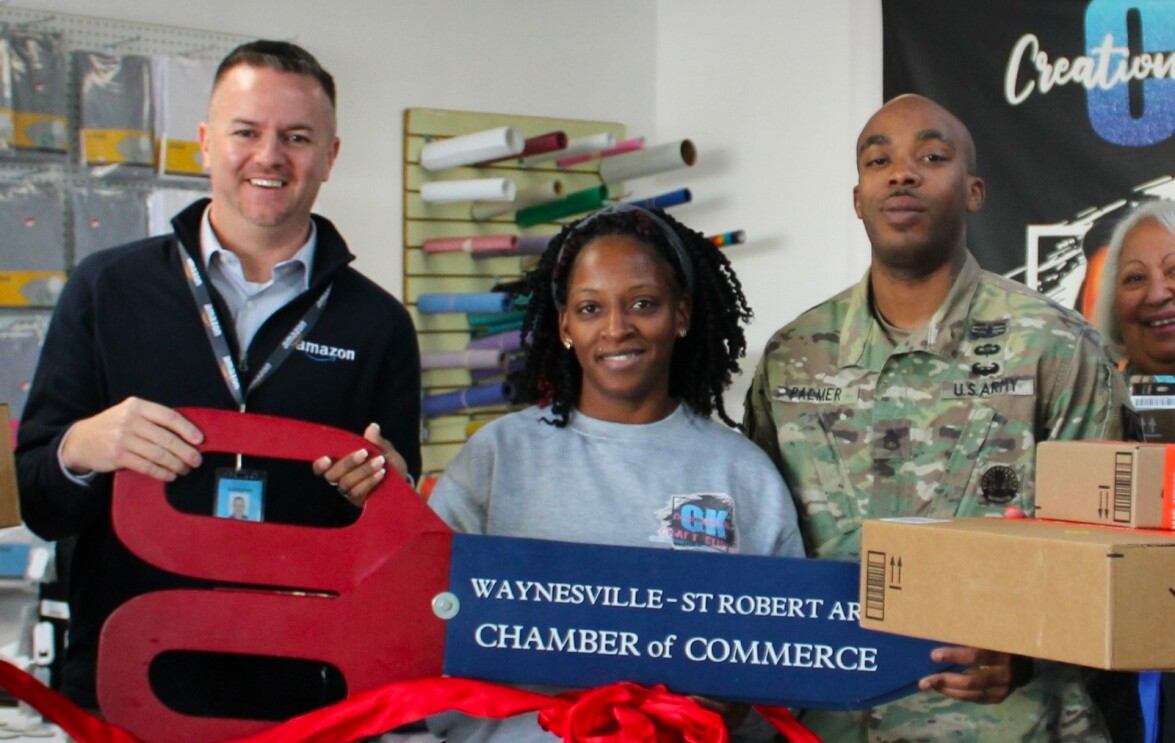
179;245;332;521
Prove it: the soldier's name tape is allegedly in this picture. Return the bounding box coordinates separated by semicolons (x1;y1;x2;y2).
773;377;1034;404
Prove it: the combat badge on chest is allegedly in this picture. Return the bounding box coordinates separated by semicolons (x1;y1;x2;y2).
942;319;1036;400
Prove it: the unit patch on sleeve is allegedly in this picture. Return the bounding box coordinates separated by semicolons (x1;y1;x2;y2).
979;464;1020;504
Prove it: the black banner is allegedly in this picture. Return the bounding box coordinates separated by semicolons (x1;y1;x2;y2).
883;0;1175;310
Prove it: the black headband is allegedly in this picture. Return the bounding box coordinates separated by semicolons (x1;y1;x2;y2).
551;204;696;305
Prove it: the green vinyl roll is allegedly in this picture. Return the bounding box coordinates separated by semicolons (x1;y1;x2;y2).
468;310;526;328
471;319;524;336
515;184;609;227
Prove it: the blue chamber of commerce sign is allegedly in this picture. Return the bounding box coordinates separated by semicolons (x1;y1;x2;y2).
442;534;948;709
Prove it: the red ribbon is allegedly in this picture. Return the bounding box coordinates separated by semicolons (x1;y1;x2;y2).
0;660;819;743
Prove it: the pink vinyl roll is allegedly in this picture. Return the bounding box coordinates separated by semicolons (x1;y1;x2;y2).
521;132;616;167
422;235;519;255
556;137;645;167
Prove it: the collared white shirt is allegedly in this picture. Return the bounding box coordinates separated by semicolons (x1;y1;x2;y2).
200;207;317;356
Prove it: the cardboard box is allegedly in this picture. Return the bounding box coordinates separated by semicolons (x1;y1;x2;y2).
0;405;20;528
1130;376;1175;444
1036;440;1175;529
1137;408;1175;444
859;517;1175;670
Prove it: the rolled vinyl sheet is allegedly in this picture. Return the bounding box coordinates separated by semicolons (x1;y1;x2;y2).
74;51;155;167
515;235;552;256
467;329;523;353
709;230;747;248
420;126;524;171
520;132;617;167
422;381;514;418
420;349;504;371
416;292;512;314
154;55;217;176
475;131;567;167
421;235;518;256
70;188;149;265
626;188;692;211
8;31;68;152
470;179;563;221
468;309;525;329
470;355;524;382
515;185;608;228
421;178;516;204
520;131;568;158
557;136;644;167
469;319;523;337
599;140;696;185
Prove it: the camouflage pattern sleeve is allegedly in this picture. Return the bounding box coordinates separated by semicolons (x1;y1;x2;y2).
1042;324;1131;443
742;353;788;476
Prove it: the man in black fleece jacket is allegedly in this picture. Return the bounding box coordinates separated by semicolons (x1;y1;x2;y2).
15;40;420;716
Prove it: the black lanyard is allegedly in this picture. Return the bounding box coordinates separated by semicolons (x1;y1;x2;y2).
179;244;332;412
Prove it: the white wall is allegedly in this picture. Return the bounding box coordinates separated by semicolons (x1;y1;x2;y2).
11;0;660;291
652;0;883;415
14;0;882;415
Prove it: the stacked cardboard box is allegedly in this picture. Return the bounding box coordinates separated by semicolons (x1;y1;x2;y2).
858;432;1175;670
859;516;1175;669
1132;376;1175;443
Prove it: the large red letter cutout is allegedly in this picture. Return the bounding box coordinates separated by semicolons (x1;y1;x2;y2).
98;408;452;743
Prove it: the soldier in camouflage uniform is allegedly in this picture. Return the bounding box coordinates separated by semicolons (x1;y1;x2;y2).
744;95;1131;741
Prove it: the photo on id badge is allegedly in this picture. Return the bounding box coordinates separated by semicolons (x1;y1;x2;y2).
215;467;266;522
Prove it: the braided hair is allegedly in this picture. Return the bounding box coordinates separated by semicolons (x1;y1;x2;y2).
519;206;752;428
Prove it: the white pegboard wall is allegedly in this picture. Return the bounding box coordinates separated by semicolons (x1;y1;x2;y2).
0;5;252;59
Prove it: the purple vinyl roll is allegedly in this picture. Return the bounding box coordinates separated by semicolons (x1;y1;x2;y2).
470;355;525;382
422;381;514;418
515;235;553;256
467;329;523;353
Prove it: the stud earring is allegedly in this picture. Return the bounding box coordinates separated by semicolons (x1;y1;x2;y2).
677;328;687;338
563;337;573;349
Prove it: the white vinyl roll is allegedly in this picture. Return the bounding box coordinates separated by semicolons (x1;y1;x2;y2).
470;179;564;220
520;132;617;167
421;178;517;204
420;126;525;171
599;140;697;184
